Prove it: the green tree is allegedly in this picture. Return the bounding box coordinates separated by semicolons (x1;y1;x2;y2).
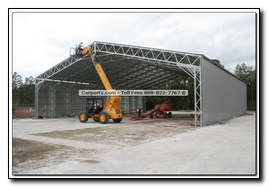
12;72;23;111
12;72;35;113
18;82;35;105
20;76;35;105
234;63;256;110
24;76;35;85
145;75;194;111
12;72;23;89
166;77;191;110
211;59;225;69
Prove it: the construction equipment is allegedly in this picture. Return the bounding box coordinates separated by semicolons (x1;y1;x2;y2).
78;45;123;124
129;102;172;120
128;108;145;120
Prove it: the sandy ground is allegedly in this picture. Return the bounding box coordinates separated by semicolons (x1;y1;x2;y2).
11;112;257;176
12;112;195;174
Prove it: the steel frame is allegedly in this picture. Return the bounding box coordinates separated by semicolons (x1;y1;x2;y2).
35;41;203;126
91;42;203;126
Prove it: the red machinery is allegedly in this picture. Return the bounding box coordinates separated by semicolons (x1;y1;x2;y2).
129;102;172;120
151;102;172;118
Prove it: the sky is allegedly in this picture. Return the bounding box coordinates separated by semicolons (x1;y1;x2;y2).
11;9;257;81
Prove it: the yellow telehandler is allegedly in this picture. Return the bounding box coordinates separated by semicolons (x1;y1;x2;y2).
78;45;122;124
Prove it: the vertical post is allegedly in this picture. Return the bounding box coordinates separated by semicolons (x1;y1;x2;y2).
34;79;44;119
66;86;70;117
194;68;197;127
52;86;56;117
193;67;202;127
199;66;203;127
34;80;38;119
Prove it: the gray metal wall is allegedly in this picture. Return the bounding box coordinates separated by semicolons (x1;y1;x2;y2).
201;58;247;125
36;82;145;118
36;82;88;118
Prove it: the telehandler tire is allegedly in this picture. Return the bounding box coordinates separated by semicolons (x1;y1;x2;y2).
79;112;88;123
113;118;122;123
98;111;109;124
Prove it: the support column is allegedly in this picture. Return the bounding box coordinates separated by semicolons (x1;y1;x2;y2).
193;68;202;127
34;79;44;118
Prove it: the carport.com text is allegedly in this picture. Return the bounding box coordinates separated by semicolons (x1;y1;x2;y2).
78;90;188;96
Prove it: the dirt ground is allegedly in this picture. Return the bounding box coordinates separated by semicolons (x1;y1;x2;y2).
12;138;100;174
12;113;195;174
36;115;194;147
13;107;34;119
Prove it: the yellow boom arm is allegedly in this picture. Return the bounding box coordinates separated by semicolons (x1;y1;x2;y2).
82;46;122;119
93;58;121;111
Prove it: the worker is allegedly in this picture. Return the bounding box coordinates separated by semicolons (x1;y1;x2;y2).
92;102;100;113
71;111;75;117
94;102;100;109
78;42;84;53
88;104;94;113
138;108;141;117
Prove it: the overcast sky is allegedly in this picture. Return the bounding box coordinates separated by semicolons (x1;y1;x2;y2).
11;9;256;80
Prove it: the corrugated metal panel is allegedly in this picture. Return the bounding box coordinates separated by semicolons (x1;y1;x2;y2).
37;81;146;117
202;58;247;125
37;82;93;118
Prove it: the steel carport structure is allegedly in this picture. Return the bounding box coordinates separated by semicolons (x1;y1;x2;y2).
35;41;247;126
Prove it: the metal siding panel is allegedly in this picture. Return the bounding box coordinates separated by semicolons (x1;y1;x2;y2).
37;82;102;118
202;58;247;125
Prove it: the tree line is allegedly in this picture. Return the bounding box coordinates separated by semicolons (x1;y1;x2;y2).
12;72;35;113
12;61;256;114
233;63;256;110
146;61;256;111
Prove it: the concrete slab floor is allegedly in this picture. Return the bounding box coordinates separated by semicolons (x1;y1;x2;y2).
12;114;257;176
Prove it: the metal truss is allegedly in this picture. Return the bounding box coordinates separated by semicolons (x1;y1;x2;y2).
92;41;201;70
92;41;203;126
35;54;89;85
